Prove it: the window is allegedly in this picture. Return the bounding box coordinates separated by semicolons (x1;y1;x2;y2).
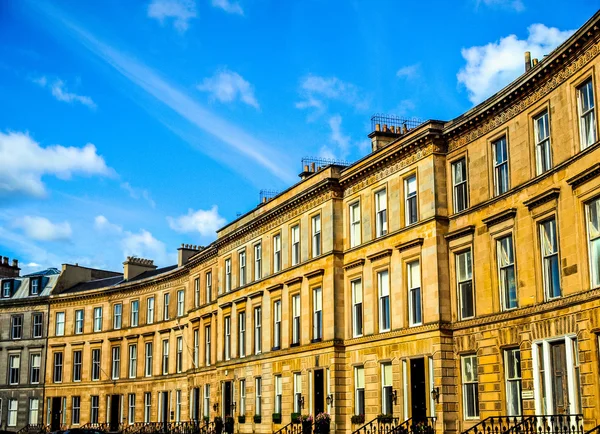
540;218;561;299
578;78;597;149
112;346;121;380
274;375;282;413
175;390;182;423
378;270;390;332
273;300;281;349
30;277;40;295
55;312;65;336
28;398;39;425
129;344;137;378
407;261;422;326
291;225;300;266
162;339;169;375
351;279;363;337
405;175;418;225
72;396;81;425
238;312;246;358
224;316;231;360
177;290;185;317
145;342;153;377
273;234;282;272
91;396;100;424
73;350;82;382
225;258;232;292
462;355;479;419
131;301;139;327
8;399;17;427
375;189;387;237
206;272;212;303
163;293;171;320
2;279;13;297
193;328;199;368
312;215;321;257
587;198;600;288
239;250;246;286
452;158;469;213
497;235;517;310
293;373;302;413
9;354;20;384
313;287;323;341
203;385;210;419
254;243;262;280
74;309;84;334
128;394;136;424
93;307;103;332
11;315;23;339
147;297;155;324
292;294;300;345
92;348;101;380
255;377;262;416
254;307;262;354
381;363;393;415
350;202;361;247
534;111;552;174
53;352;63;383
457;250;475;319
355;366;365;416
240;379;246;416
205;325;212;365
30;353;41;384
504;348;522;416
143;392;152;423
176;336;183;373
113;304;122;329
32;312;43;338
493;136;509;196
194;277;200;307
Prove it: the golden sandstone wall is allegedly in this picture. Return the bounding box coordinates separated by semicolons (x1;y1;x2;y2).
43;11;600;434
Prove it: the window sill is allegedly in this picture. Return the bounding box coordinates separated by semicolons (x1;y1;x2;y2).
290;342;299;348
272;346;280;351
311;338;322;343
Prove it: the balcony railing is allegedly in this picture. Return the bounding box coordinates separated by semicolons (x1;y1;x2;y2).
352;416;401;434
586;424;600;434
16;424;47;434
273;420;302;434
462;415;584;434
392;417;436;434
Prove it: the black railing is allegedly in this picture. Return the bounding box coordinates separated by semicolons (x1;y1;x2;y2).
462;416;526;434
586;424;600;434
17;424;47;434
462;415;584;434
370;114;424;133
274;420;302;434
352;416;401;434
393;417;436;434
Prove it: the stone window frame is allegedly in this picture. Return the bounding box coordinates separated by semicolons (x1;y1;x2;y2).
272;298;282;351
272;231;282;274
373;183;389;239
448;232;476;322
346;265;363;339
530;206;562;302
402;170;419;227
310;211;322;259
373;262;391;334
527;100;553;177
572;182;600;291
487;127;512;198
289;220;301;267
571;67;598;151
348;199;362;249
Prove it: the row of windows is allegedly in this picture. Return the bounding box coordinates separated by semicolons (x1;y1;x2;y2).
9;312;44;340
1;277;43;299
6;352;42;385
0;397;40;427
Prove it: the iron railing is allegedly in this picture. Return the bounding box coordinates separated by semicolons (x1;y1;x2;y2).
392;417;436;434
301;157;350;170
586;424;600;434
16;424;47;434
352;416;401;434
370;114;424;133
274;420;302;434
462;415;584;434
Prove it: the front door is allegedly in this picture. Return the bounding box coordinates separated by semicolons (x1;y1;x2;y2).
314;369;324;415
193;388;200;422
551;342;569;414
161;391;169;428
110;395;120;431
410;358;427;420
223;382;232;417
50;397;62;431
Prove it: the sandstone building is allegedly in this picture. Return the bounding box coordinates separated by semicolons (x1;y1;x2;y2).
5;9;600;434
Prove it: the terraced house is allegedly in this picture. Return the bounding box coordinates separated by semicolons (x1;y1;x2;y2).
18;9;600;434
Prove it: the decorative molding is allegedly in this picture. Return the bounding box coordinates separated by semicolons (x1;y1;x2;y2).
344;259;365;270
445;225;475;241
523;188;560;210
367;249;393;262
108;336;123;342
247;291;263;300
141;332;154;338
233;296;247;305
201;312;213;320
189;317;201;323
304;269;325;279
89;339;104;344
49;343;66;348
567;163;600;188
125;334;139;340
284;277;303;286
395;238;424;252
219;302;233;310
267;283;284;293
158;328;170;334
482;208;517;227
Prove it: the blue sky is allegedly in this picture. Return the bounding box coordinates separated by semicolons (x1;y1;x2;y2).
0;0;597;273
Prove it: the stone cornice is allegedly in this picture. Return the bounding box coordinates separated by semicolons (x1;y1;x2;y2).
343;259;365;270
395;238;424;252
567;163;600;189
304;269;324;279
247;290;263;300
266;283;283;293
482;208;517;227
219;302;233;310
284;277;303;286
523;188;560;210
233;296;247;305
367;249;393;262
444;225;475;241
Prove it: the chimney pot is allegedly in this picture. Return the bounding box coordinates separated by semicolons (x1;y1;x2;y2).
375;123;381;132
12;259;18;267
304;165;309;172
310;162;316;172
532;58;538;66
525;51;532;71
3;257;7;265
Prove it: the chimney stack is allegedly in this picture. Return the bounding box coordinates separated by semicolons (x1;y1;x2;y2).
178;244;203;267
123;257;157;280
0;255;20;278
525;51;532;72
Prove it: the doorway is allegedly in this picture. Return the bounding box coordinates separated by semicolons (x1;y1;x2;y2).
161;391;169;428
551;342;568;414
314;370;324;415
193;388;200;422
410;358;427;420
110;395;121;431
223;381;232;417
50;397;62;431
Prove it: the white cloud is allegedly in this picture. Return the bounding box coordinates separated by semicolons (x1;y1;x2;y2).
296;75;369;115
211;0;243;15
328;115;350;156
457;23;574;104
167;206;226;237
0;131;113;197
122;229;171;265
13;216;72;241
197;69;259;109
476;0;524;12
396;63;420;80
33;76;96;109
121;182;156;208
147;0;197;32
94;215;123;233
